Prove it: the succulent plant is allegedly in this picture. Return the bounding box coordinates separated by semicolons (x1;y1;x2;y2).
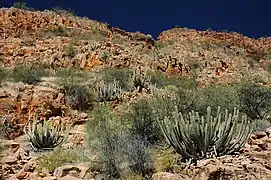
158;106;253;163
24;118;70;151
131;70;151;93
96;80;122;102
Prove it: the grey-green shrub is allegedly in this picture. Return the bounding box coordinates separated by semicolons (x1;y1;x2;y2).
0;67;8;87
254;119;271;132
117;133;153;177
238;83;271;121
100;68;133;91
196;85;239;116
86;106;153;178
37;148;88;173
124;98;162;144
158;106;253;163
66;43;76;58
86;106;121;178
147;70;197;89
48;25;69;37
12;63;45;84
63;82;94;111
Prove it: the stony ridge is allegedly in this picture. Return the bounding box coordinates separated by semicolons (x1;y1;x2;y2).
159;28;271;54
0;8;270;86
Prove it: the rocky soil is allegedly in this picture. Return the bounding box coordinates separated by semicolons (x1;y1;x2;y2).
0;7;270;180
1;8;270;86
1;130;271;180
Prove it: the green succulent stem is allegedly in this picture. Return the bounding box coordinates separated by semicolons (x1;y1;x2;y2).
24;117;70;151
158;106;253;163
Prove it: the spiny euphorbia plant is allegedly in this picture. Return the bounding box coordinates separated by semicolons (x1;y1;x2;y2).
96;80;122;102
131;70;151;93
158;106;253;163
24;116;70;151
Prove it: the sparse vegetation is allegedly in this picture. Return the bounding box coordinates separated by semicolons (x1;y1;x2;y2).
66;43;76;58
86;106;122;178
124;98;162;144
158;107;253;163
37;148;89;173
117;133;153;177
0;67;8;87
268;64;271;73
238;83;271;121
52;6;76;16
86;106;153;179
55;67;84;79
12;1;36;11
147;70;197;89
153;148;177;172
12;63;46;84
264;52;271;60
254;119;271;132
100;68;133;91
49;25;68;37
63;82;94;111
100;50;111;61
196;85;239;115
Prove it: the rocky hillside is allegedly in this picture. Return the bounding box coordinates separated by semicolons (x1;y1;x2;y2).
0;7;271;180
0;8;270;86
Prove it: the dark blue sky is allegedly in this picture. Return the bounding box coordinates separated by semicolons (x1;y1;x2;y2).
1;0;271;38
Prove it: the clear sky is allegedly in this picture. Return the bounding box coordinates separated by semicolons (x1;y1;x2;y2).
1;0;271;39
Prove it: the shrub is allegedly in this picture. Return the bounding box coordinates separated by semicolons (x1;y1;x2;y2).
96;80;122;102
196;85;239;116
158;107;253;163
37;148;88;173
0;67;8;87
100;68;133;91
12;63;45;84
24;117;70;151
147;70;197;89
86;106;121;178
153;148;177;172
238;83;271;121
153;87;198;118
63;82;94;111
268;64;271;73
50;25;68;37
100;50;110;61
13;1;36;11
52;6;76;16
66;43;76;58
124;98;162;144
117;133;153;178
55;68;83;79
254;119;271;132
86;106;153;178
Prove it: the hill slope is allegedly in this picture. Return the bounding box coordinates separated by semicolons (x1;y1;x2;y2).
0;8;270;86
